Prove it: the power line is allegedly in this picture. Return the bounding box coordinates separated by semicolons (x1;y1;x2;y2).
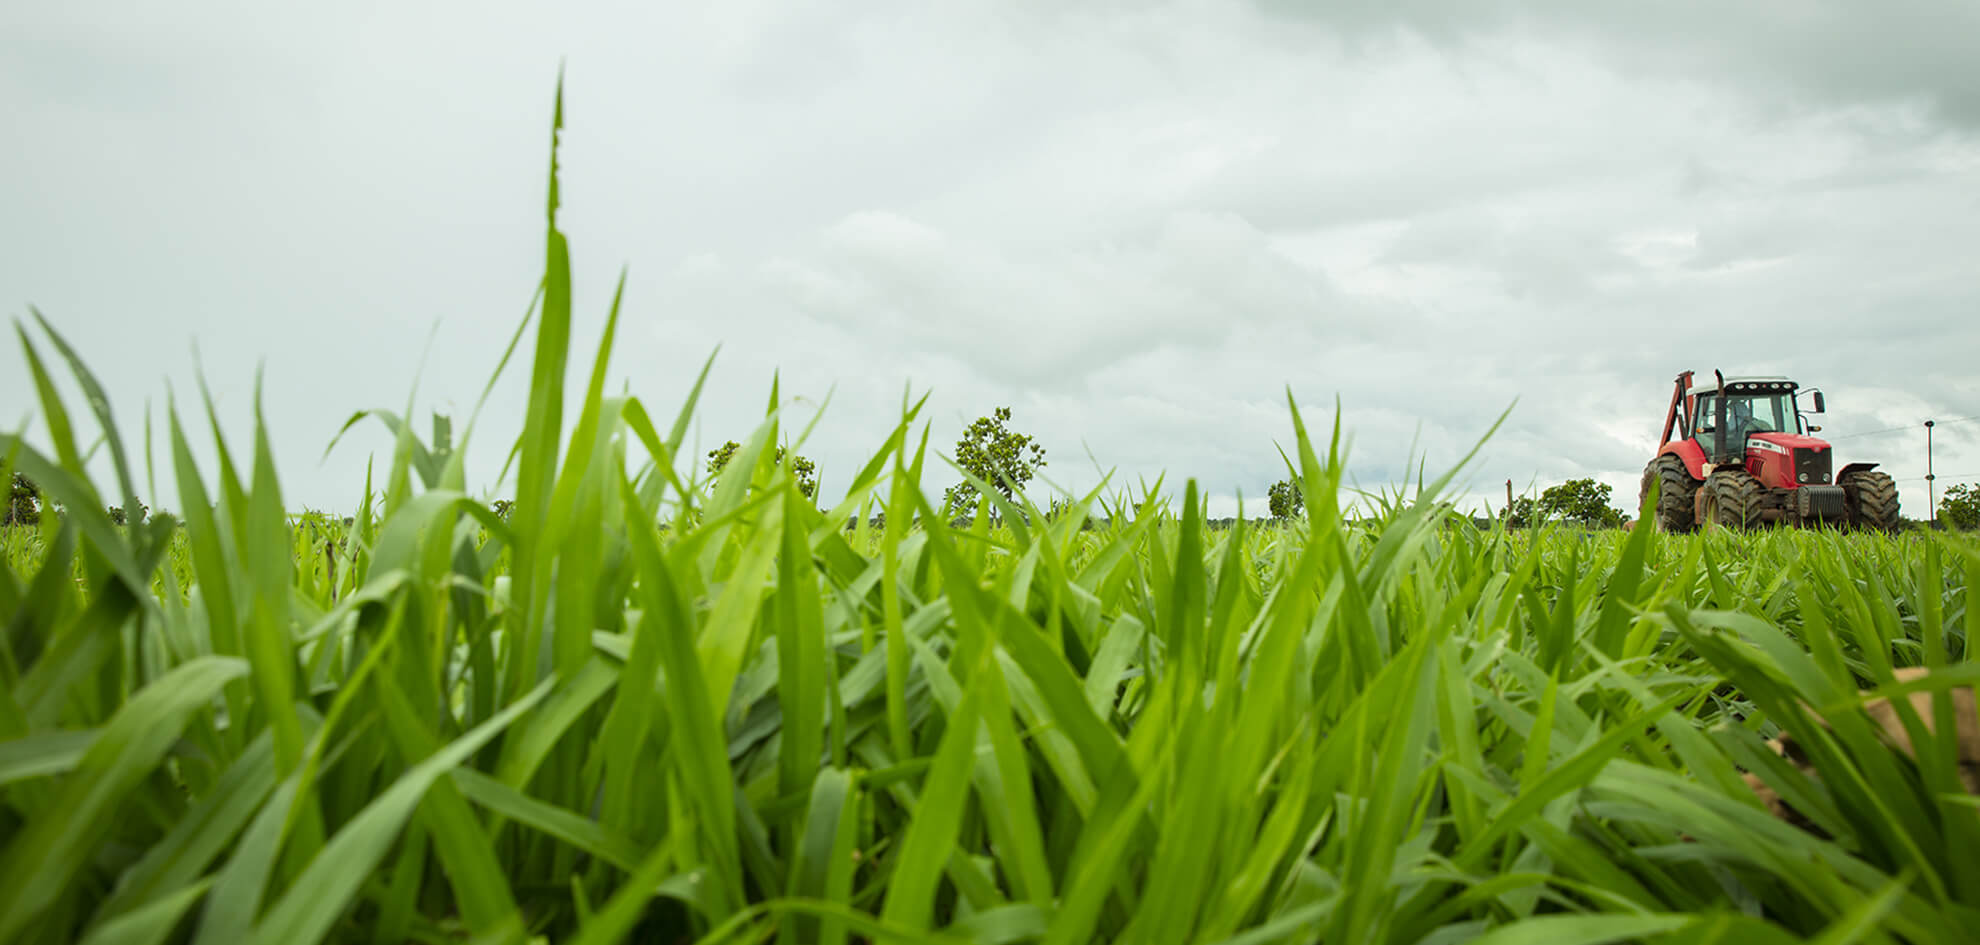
1824;415;1978;442
1896;472;1979;483
1824;424;1917;442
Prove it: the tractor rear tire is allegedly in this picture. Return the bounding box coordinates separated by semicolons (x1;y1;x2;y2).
1842;469;1901;532
1640;455;1698;532
1701;469;1764;530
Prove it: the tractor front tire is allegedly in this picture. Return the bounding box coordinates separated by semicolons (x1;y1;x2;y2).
1702;469;1764;530
1641;455;1698;532
1842;470;1901;532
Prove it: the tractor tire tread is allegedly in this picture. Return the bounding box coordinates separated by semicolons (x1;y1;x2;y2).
1842;470;1902;532
1641;454;1698;532
1705;469;1764;529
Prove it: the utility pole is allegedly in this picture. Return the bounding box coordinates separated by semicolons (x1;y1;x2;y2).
1506;479;1513;523
1926;420;1936;524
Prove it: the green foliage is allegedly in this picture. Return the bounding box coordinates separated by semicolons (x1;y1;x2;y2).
1503;495;1537;527
4;471;35;525
707;439;818;499
704;439;741;477
105;500;149;526
1267;477;1303;519
1538;477;1625;528
1505;480;1623;528
943;406;1046;514
1942;482;1980;530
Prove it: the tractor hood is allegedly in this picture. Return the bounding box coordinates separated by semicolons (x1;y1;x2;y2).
1747;432;1828;454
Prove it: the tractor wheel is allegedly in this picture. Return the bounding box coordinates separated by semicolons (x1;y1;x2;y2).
1701;469;1764;530
1640;455;1698;532
1842;469;1901;532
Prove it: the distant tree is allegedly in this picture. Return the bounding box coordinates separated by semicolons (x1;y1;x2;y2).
1503;496;1538;528
1268;478;1303;520
492;499;516;522
707;440;819;500
706;441;740;477
784;452;818;500
1538;478;1625;528
1942;483;1980;530
944;407;1047;513
5;473;38;526
105;497;149;526
105;500;148;526
1044;497;1076;522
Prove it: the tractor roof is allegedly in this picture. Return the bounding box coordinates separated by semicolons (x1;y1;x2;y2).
1687;375;1799;396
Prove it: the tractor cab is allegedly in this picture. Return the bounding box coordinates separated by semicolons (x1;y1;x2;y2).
1685;377;1818;465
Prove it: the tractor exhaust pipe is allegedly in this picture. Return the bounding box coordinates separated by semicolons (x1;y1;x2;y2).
1713;369;1729;466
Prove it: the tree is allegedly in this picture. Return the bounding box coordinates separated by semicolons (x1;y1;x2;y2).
1268;478;1303;520
1942;483;1980;530
706;441;740;477
707;440;819;500
5;473;37;526
1503;496;1537;528
106;500;149;526
1538;478;1625;528
945;407;1047;514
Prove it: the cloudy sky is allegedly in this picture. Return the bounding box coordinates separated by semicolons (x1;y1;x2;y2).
5;0;1978;521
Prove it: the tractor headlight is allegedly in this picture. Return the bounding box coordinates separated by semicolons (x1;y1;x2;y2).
1799;472;1808;482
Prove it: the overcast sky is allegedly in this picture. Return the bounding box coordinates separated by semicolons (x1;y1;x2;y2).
6;0;1978;521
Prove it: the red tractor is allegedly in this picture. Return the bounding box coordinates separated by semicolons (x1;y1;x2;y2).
1639;370;1901;532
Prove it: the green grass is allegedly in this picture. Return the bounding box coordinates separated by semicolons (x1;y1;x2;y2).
5;80;1980;944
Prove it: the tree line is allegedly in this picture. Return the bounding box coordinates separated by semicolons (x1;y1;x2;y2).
5;472;147;526
696;405;1050;523
1265;475;1628;528
14;422;1978;531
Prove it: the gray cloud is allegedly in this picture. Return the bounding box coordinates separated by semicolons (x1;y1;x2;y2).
1249;0;1980;130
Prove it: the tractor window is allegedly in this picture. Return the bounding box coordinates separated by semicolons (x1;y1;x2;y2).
1745;394;1792;433
1695;392;1794;439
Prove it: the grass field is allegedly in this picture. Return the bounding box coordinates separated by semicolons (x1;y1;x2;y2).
5;86;1980;945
